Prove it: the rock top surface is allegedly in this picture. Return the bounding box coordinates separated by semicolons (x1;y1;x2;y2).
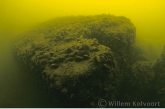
15;14;165;108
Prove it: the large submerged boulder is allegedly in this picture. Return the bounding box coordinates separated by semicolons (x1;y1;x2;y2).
13;14;136;107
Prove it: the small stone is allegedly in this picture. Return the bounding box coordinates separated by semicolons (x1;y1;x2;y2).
61;87;68;93
94;56;100;63
65;57;74;62
55;81;61;86
48;60;54;64
65;48;73;53
37;55;43;60
80;44;89;51
52;57;64;63
50;64;59;69
40;59;47;65
77;51;87;56
75;56;83;62
49;52;54;56
90;47;99;52
83;55;90;60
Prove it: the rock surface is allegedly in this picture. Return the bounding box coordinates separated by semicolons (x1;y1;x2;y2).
152;46;165;107
13;14;135;107
13;14;165;107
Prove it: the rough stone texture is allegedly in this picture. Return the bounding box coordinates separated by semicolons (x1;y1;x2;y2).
152;46;165;107
14;14;164;107
13;14;165;108
117;61;154;101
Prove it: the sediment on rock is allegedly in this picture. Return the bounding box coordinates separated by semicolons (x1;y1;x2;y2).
13;14;165;107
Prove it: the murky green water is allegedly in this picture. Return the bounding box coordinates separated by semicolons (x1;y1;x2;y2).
0;42;52;107
0;0;165;107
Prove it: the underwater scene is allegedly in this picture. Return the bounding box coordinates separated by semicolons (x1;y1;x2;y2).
0;0;165;108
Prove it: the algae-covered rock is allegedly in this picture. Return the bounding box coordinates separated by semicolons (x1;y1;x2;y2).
152;46;165;106
13;14;136;107
117;61;154;102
